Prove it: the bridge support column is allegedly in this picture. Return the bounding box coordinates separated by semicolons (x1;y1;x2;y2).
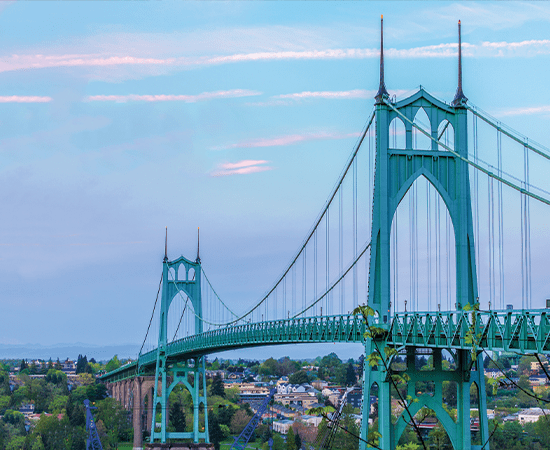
360;345;490;450
150;358;209;445
133;377;143;450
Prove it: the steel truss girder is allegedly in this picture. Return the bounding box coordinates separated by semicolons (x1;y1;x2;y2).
100;309;550;384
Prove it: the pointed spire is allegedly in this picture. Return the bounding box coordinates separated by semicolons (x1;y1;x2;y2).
196;227;201;264
375;15;389;104
452;20;468;107
164;227;168;262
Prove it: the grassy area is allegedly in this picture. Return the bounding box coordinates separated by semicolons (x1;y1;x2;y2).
116;444;133;450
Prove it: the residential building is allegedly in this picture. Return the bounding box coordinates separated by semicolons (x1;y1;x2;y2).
518;407;550;423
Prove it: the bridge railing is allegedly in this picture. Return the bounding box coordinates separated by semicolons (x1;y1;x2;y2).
138;314;367;367
101;308;550;383
389;308;550;353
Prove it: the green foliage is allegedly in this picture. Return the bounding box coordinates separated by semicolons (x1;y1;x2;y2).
208;411;223;450
210;374;225;398
262;434;284;450
286;426;297;450
169;400;186;432
95;397;132;446
45;369;66;386
3;410;25;428
289;370;309;385
6;435;25;450
105;355;122;373
230;409;252;434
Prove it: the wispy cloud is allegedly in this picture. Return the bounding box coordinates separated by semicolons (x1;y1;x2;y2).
273;89;409;101
210;160;273;177
0;96;52;103
498;105;550;117
213;131;361;151
86;89;261;103
4;39;550;78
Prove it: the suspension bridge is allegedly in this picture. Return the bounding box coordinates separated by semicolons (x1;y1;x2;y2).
101;19;550;450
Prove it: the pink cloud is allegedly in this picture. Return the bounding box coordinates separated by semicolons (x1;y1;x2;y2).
210;160;273;177
2;39;550;77
213;131;361;150
498;105;550;116
0;54;174;73
274;89;409;101
0;96;52;103
86;89;261;103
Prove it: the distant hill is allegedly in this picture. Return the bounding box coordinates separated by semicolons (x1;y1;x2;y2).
0;343;140;362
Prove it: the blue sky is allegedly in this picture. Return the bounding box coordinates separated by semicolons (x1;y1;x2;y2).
1;1;550;356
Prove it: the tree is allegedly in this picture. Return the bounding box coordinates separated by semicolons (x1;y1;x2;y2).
209;411;223;450
345;362;356;386
287;426;297;450
2;410;25;433
289;370;309;385
294;429;302;450
170;400;186;432
6;436;26;450
230;409;252;434
518;355;537;375
76;354;90;374
427;424;451;450
105;355;122;373
96;397;133;446
211;374;225;398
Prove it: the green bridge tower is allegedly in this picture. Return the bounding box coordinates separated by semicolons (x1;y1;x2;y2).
150;230;209;445
361;19;489;449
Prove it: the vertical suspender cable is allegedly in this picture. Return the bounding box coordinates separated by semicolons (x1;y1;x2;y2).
339;188;344;314
314;230;318;316
394;209;398;314
527;147;532;309
302;249;306;316
519;147;527;309
326;210;330;315
410;183;414;310
427;181;431;312
283;277;287;320
497;130;505;309
292;265;296;318
487;178;495;310
446;210;451;310
415;183;419;310
436;196;441;309
352;156;358;309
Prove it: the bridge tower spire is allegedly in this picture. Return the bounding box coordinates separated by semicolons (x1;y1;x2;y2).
452;20;468;107
361;19;488;450
375;15;389;104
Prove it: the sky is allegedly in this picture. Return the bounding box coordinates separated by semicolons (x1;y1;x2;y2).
1;1;550;359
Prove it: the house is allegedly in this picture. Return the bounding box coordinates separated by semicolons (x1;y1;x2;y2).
529;375;547;386
274;392;318;409
299;415;323;427
19;403;35;417
345;387;363;408
273;419;294;434
518;407;550;423
531;360;550;373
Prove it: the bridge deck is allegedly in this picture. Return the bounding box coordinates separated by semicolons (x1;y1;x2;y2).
101;309;550;382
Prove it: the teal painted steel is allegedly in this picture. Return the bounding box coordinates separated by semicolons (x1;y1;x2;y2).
100;308;550;384
362;81;486;449
149;255;209;445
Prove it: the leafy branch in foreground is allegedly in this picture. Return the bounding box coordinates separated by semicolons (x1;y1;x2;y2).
353;305;428;450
